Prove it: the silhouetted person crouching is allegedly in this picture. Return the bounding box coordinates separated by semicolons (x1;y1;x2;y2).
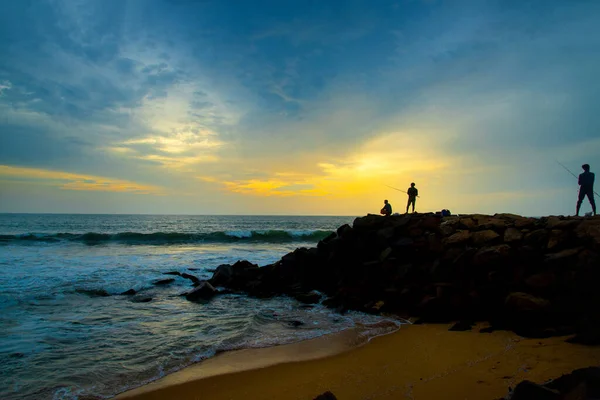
381;200;392;216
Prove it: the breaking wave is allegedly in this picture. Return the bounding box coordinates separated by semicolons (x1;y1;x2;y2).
0;230;334;245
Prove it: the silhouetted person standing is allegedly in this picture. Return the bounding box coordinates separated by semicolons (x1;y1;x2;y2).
576;164;596;216
381;199;392;216
406;183;418;213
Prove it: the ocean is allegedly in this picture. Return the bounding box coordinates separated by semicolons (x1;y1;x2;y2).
0;214;400;400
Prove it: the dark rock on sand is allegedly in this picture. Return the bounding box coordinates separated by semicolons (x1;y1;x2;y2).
509;380;560;400
153;278;175;286
120;289;137;296
313;392;337;400
163;271;181;276
185;281;217;301
502;367;600;400
449;321;475;331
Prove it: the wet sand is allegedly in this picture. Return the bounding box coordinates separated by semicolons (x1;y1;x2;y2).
116;323;600;400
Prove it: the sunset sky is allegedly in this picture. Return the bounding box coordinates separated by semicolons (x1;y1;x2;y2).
1;0;599;216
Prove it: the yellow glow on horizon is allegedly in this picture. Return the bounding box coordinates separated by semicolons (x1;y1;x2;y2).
205;130;455;203
0;165;164;194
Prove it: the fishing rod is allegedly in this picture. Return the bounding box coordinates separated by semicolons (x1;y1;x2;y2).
556;160;600;197
383;184;420;198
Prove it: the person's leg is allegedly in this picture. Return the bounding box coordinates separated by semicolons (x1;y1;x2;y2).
411;198;416;213
576;189;585;216
406;198;410;213
587;190;597;215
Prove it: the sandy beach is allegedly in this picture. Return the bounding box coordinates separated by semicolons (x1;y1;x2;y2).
116;323;600;400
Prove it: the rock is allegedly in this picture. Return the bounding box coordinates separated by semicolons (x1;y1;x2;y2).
287;320;304;327
75;288;111;297
185;281;217;301
379;247;393;261
524;229;548;247
472;244;511;266
544;247;582;264
449;321;474;331
313;391;337;400
458;217;477;229
525;272;556;290
477;216;506;230
504;227;523;243
293;291;322;304
439;222;455;236
509;380;560;400
153;278;175;286
566;330;600;346
505;292;550;312
547;230;564;250
377;227;396;240
181;273;200;284
120;289;137;296
546;217;581;230
163;271;181;276
546;367;600;398
131;296;152;303
444;230;471;245
336;223;352;237
471;230;500;246
209;260;260;288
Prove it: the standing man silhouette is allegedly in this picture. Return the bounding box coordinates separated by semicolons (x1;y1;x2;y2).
576;164;596;216
406;183;418;213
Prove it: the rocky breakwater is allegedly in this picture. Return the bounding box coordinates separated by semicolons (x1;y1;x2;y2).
207;213;600;339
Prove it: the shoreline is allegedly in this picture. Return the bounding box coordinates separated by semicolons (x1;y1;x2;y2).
115;320;402;399
115;323;600;400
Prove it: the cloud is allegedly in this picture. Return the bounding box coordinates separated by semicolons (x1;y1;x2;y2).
0;165;164;195
1;0;600;215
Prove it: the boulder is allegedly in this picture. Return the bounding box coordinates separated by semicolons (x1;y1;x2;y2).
313;391;337;400
439;222;455;236
443;230;471;245
120;289;137;296
509;380;560;400
153;278;175;286
525;272;556;291
471;230;500;246
131;296;152;303
504;227;523;243
472;244;511;267
456;217;476;229
505;292;550;312
185;281;217;301
544;247;582;264
75;288;111;297
293;291;322;304
181;273;200;284
524;229;548;247
163;271;181;276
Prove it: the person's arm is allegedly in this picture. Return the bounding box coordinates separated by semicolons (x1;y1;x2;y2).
415;189;419;196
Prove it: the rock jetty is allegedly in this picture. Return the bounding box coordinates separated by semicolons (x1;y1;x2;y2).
207;213;600;339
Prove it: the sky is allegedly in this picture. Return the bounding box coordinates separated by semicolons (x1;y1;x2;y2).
0;0;599;216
